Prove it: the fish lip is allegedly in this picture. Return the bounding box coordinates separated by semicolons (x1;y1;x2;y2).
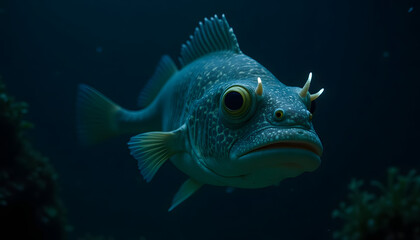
230;127;323;160
198;157;247;179
236;147;321;173
239;140;322;158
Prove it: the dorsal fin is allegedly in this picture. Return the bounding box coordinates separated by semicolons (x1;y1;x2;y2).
179;14;242;67
138;55;178;108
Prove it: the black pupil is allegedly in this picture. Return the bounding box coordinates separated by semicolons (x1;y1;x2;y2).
225;91;243;110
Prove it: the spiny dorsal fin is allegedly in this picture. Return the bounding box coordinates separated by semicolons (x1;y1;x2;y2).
138;55;178;108
179;14;242;67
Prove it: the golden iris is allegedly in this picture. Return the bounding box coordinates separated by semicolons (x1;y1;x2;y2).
274;109;284;120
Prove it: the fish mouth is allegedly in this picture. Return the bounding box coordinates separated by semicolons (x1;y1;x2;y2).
230;127;323;172
241;140;322;158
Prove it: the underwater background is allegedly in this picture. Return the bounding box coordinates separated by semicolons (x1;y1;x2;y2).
1;0;420;239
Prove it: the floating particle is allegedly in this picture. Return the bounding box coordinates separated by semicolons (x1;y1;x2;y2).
225;187;235;194
96;46;103;53
408;7;413;13
383;51;390;58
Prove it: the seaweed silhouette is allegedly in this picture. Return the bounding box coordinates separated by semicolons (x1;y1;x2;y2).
332;167;420;240
0;77;69;240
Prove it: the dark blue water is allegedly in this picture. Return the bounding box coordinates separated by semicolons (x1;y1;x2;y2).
1;0;419;239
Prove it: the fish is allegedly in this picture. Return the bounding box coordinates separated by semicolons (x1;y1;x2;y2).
76;14;324;211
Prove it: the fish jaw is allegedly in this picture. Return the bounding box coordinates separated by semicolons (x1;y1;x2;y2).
229;127;322;177
185;127;323;189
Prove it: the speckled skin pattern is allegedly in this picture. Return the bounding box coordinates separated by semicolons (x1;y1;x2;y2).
153;50;323;188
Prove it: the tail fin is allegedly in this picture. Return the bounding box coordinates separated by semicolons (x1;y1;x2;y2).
76;84;121;145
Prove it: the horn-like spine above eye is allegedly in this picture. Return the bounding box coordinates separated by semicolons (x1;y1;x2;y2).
255;77;263;96
299;72;324;101
299;72;312;98
310;88;324;101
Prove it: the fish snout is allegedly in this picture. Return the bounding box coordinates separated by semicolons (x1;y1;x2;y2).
270;108;312;129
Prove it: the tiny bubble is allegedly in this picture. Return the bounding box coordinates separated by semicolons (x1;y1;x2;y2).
383;51;390;58
226;187;235;194
96;46;103;53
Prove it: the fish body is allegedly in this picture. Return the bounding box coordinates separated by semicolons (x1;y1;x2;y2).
77;15;324;210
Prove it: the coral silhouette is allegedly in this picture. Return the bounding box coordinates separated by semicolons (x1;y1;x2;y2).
0;77;68;239
332;167;420;240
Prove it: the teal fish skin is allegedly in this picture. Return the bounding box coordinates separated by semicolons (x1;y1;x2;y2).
157;51;322;188
77;15;324;210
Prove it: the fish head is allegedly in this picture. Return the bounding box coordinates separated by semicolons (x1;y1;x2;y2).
187;55;324;188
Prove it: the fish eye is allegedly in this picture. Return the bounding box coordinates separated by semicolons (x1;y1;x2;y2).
221;86;253;121
274;109;284;120
225;91;243;111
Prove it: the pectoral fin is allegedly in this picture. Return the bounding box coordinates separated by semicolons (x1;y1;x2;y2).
169;178;203;212
128;125;186;182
